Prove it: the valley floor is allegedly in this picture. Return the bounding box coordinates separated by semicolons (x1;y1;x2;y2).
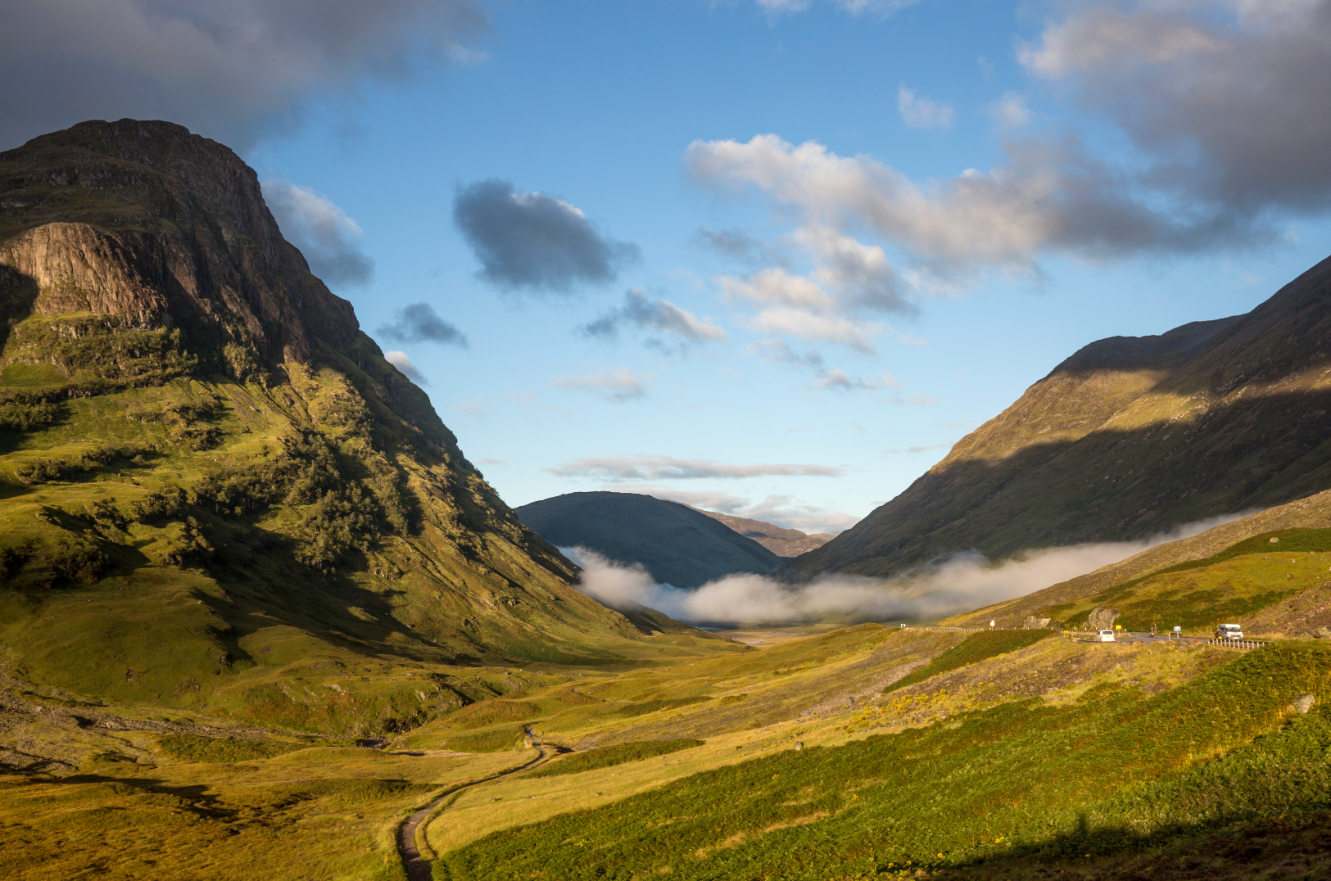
4;621;1331;880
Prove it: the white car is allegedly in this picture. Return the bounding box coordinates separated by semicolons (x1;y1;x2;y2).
1218;624;1244;640
1097;630;1115;642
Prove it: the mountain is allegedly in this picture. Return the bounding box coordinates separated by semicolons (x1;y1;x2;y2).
689;507;834;558
785;255;1331;580
515;491;784;588
0;120;699;722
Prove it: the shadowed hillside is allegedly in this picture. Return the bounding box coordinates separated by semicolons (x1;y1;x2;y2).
787;257;1331;579
515;491;783;588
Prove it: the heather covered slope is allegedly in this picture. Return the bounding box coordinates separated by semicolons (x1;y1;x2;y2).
516;491;783;588
787;257;1331;579
0;120;703;723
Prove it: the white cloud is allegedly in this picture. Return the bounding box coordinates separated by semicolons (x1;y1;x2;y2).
550;368;652;402
262;180;373;287
547;455;843;481
688;133;1201;273
989;92;1031;130
590;488;860;536
898;86;954;130
1019;0;1331;213
564;512;1253;625
384;350;426;383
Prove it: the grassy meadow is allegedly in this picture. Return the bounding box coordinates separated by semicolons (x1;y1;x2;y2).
7;521;1331;879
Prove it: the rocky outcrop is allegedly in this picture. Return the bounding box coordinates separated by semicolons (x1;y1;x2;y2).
1087;607;1120;631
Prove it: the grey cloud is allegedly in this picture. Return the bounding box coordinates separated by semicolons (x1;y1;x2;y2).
581;289;727;348
0;0;487;150
263;180;374;287
1023;1;1331;215
693;227;788;267
453;179;639;293
546;455;843;481
378;303;469;347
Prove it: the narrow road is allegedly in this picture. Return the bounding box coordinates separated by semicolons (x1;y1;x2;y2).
397;731;550;881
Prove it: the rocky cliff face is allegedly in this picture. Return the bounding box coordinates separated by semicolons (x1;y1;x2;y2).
0;121;677;720
786;254;1331;579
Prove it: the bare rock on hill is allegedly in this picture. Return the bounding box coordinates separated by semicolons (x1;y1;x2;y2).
1023;616;1052;629
1087;607;1120;631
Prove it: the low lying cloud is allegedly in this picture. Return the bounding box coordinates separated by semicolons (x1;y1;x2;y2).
547;455;843;481
377;303;468;347
581;288;727;349
565;512;1250;626
384;350;426;383
898;86;954;130
550;368;652;402
453;179;639;292
263;180;374;288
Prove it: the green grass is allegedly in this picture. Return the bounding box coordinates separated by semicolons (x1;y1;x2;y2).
435;643;1331;881
529;740;704;778
1040;541;1331;632
155;734;309;763
886;629;1056;693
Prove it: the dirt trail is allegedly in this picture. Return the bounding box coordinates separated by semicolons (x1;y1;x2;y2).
397;731;550;881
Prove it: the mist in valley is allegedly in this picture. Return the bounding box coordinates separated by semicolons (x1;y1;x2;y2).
562;512;1250;626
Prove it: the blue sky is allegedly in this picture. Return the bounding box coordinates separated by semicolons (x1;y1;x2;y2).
6;0;1331;534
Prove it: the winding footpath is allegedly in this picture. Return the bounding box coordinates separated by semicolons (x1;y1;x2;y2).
397;732;550;881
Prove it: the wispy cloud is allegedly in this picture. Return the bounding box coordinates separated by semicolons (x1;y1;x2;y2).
550;368;652;402
581;288;727;349
898;86;954;130
547;455;843;481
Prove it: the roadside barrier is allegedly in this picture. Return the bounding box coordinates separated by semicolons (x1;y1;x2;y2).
1203;638;1266;650
898;625;985;632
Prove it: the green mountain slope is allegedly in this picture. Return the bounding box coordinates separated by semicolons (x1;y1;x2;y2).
0;120;691;722
515;491;783;588
787;256;1331;579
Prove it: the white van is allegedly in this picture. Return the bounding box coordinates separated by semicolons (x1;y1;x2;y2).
1218;624;1244;640
1097;630;1115;642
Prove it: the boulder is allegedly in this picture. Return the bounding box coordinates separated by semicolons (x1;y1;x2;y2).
1293;694;1316;714
1023;616;1052;630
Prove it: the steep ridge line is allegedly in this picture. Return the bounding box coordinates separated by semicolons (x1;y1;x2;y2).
786;254;1331;579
